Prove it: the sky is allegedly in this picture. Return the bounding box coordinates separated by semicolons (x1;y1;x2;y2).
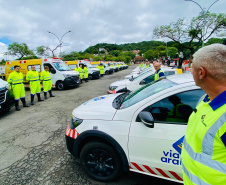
0;0;225;60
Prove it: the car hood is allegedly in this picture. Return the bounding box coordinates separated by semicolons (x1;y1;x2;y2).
72;94;119;120
61;71;79;75
0;79;7;88
91;68;100;72
110;79;131;87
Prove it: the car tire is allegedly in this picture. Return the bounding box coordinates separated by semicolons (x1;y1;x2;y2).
105;70;109;75
80;141;122;182
88;75;93;80
56;81;65;90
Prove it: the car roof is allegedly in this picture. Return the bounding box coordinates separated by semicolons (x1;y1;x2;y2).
167;73;194;84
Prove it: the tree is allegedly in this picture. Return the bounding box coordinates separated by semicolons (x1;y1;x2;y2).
153;12;226;66
92;55;103;61
47;43;62;57
144;49;155;60
120;51;136;59
124;56;132;64
109;50;121;57
8;42;34;59
167;47;178;58
205;38;225;45
36;46;50;57
1;59;6;64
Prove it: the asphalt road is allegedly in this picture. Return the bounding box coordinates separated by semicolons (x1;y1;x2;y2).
0;64;180;185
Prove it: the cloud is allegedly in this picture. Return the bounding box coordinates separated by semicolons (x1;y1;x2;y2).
0;0;225;56
0;42;8;60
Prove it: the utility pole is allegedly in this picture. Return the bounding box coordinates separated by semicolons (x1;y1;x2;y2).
47;30;71;55
184;0;219;47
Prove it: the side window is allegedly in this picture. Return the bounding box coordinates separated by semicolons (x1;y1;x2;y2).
142;74;155;84
68;64;77;70
165;71;175;76
141;89;205;124
28;65;41;72
44;64;53;70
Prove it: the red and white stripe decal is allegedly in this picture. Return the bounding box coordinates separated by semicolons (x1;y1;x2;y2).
65;125;79;139
130;162;183;182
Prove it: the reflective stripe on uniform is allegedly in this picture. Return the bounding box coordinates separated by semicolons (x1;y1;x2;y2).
183;112;226;175
182;164;209;185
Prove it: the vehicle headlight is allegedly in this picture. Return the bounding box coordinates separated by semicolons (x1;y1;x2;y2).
109;86;118;90
70;115;83;129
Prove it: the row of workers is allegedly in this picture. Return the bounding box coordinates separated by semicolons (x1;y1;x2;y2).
74;63;105;83
7;65;55;111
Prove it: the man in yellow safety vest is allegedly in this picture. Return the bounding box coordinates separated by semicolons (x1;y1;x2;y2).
84;64;89;82
40;66;55;99
181;44;226;184
153;62;165;81
78;64;84;83
8;65;30;110
26;65;44;105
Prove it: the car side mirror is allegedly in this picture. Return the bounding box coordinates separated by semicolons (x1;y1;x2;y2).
50;68;56;74
139;111;154;128
140;80;146;85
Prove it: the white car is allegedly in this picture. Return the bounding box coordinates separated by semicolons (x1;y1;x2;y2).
65;73;205;183
108;68;177;94
124;66;154;79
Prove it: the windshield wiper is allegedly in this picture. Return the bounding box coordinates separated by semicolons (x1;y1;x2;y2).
112;91;130;109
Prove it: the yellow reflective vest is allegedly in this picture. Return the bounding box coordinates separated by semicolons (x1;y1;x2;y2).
8;71;24;85
99;66;105;74
26;70;39;82
154;69;165;81
40;70;51;81
182;92;226;185
84;67;88;78
78;67;83;79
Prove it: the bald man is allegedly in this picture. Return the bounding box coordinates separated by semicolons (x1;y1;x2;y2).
154;62;165;81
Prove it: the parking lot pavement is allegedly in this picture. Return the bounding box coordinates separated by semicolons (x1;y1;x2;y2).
0;64;180;185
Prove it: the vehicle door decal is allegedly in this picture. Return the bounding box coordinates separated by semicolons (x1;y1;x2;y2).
130;162;183;182
172;136;184;154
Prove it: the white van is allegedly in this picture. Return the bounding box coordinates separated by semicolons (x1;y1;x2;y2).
5;58;80;90
65;73;205;183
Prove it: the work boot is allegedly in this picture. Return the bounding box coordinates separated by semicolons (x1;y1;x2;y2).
21;98;30;107
44;92;47;99
37;93;44;101
80;79;83;83
15;100;21;111
49;90;55;97
30;94;35;105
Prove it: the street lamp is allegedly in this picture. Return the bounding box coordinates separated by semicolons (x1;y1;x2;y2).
184;0;219;47
47;30;71;54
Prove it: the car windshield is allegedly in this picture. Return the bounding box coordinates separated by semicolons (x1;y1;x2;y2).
120;79;177;109
130;70;154;81
85;63;93;68
52;62;71;71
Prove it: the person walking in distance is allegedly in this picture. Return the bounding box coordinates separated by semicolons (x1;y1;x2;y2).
181;44;226;184
26;65;44;105
40;66;55;99
8;65;30;111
